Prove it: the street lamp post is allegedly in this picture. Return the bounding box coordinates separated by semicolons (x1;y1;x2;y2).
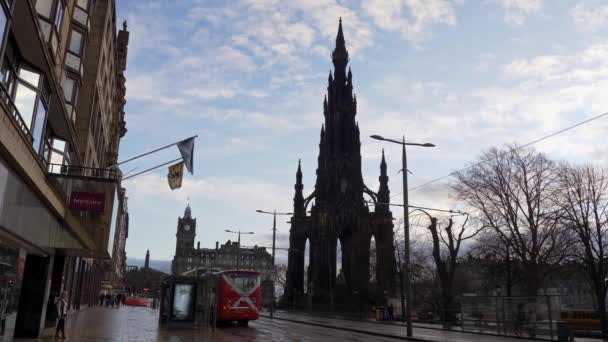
256;209;293;318
370;134;435;337
225;229;255;270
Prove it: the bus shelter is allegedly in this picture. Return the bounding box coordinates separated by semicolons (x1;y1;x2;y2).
158;275;217;328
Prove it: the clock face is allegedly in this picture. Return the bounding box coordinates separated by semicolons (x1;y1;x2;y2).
183;224;191;231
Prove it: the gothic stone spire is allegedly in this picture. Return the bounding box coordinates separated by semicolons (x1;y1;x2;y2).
377;149;390;212
294;159;305;217
332;17;348;63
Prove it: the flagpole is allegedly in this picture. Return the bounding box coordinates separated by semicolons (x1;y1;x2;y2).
121;157;182;181
108;135;198;168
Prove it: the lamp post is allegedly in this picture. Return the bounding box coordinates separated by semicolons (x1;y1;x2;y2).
256;209;292;318
225;229;254;270
370;134;435;337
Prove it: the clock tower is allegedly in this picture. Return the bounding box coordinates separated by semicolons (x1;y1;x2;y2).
174;204;196;257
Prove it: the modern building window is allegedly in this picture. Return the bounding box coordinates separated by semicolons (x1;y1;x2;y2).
77;0;89;9
35;0;53;18
54;0;64;31
32;98;47;152
73;0;91;28
68;30;83;55
48;137;71;173
35;0;64;56
10;65;48;149
62;73;78;123
14;82;36;126
0;2;8;56
65;27;85;72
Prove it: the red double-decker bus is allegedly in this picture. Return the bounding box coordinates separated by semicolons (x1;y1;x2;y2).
215;270;261;326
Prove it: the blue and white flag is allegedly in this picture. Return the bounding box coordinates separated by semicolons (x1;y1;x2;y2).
177;137;195;174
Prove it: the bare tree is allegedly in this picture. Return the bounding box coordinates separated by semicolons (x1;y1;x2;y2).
275;264;289;295
419;211;479;325
453;146;569;296
557;164;608;334
471;230;522;296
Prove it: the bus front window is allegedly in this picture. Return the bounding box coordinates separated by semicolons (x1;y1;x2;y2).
227;273;260;293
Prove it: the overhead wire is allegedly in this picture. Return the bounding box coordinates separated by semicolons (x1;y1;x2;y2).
386;111;608;198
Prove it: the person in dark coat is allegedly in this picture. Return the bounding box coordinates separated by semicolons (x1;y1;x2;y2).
54;291;68;340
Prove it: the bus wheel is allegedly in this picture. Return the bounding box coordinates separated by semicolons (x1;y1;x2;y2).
238;320;249;327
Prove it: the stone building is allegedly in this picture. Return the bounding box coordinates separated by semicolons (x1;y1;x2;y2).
171;205;273;279
126;250;167;298
0;0;129;338
107;186;128;294
285;19;396;307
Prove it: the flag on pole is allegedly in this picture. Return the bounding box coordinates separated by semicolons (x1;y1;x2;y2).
167;162;184;190
177;137;195;174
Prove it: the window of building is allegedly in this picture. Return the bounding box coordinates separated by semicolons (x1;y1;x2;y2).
32;98;47;152
62;73;78;108
35;0;64;55
54;0;64;32
65;27;85;72
14;82;36;126
7;62;48;149
35;0;53;18
76;0;90;11
48;137;71;173
68;30;83;55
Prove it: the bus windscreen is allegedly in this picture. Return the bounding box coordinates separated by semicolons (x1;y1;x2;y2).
226;273;259;293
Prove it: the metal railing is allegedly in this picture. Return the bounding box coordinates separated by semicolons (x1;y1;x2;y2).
459;295;561;340
47;163;120;182
0;82;34;143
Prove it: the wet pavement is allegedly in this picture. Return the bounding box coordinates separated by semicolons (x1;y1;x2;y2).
268;311;605;342
17;306;603;341
17;306;403;341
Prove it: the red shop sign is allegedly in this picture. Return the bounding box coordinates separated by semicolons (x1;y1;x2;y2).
69;192;105;212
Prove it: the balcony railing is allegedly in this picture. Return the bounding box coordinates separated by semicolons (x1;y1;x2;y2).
0;82;34;143
47;163;120;182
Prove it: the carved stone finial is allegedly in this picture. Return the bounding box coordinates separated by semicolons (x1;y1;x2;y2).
123;20;127;31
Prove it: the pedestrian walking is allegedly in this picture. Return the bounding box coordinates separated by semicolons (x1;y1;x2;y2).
54;291;68;340
105;293;111;307
115;293;122;308
98;293;104;306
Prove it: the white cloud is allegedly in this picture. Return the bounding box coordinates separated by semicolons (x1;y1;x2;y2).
475;53;496;72
360;41;608;207
571;1;608;33
362;0;457;44
494;0;543;26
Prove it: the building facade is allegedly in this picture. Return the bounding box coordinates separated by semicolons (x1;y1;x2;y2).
105;186;128;294
125;250;167;298
0;0;128;338
284;19;396;307
171;205;273;279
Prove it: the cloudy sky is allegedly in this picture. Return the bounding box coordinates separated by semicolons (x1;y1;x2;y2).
116;0;608;262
